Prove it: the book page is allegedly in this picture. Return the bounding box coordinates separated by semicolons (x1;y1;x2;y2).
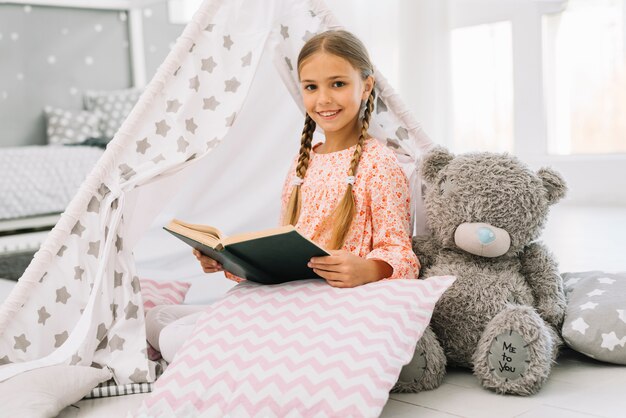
167;219;224;249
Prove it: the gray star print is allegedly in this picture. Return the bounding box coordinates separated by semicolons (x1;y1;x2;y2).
125;301;139;320
303;30;315;42
152;154;166;164
205;23;214;32
280;24;289;39
177;136;189;153
87;241;100;258
114;270;123;287
131;276;141;294
109;334;125;351
201;57;217;73
0;356;11;365
189;43;196;53
13;334;31;352
54;331;69;348
241;52;252;67
166;99;182;113
57;245;67;257
203;96;220;110
155;120;171;137
186;118;198;134
225;112;236;127
110;303;118;319
70;354;82;365
223;35;233;50
56;287;71;304
136;138;151;154
71;221;86;237
376;97;388;113
206;138;220;151
395;126;409;140
97;323;107;341
224;77;241;93
173;66;181;76
74;266;84;281
98;183;110;197
285;57;293;71
111;199;118;210
129;368;149;383
38;306;51;325
189;75;200;92
87;196;100;213
115;235;124;252
97;335;109;351
119;164;136;181
39;272;47;283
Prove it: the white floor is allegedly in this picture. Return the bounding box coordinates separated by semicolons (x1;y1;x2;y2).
2;204;625;417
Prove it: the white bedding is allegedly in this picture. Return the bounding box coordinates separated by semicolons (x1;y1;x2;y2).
0;145;104;220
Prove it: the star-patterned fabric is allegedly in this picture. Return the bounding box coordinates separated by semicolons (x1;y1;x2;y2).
562;271;626;365
0;0;433;386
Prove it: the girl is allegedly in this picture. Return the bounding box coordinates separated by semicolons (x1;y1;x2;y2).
147;30;420;362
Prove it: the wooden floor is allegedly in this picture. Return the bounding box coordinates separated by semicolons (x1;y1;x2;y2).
2;204;625;417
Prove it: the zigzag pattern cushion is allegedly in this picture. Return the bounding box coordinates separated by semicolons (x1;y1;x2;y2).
133;276;455;418
139;278;191;312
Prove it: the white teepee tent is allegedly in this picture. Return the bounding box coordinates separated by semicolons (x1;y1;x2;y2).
0;0;433;384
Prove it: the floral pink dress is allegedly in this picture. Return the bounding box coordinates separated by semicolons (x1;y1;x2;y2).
227;138;420;282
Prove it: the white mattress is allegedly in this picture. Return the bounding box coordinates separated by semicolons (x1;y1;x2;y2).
0;145;103;220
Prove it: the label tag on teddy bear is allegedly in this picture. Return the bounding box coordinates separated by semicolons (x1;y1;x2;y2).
487;330;530;381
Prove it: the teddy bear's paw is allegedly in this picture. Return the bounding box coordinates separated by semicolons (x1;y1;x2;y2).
391;327;446;393
486;330;530;382
473;306;555;396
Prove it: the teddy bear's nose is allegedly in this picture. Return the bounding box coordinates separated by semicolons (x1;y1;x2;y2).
477;226;496;244
454;222;511;257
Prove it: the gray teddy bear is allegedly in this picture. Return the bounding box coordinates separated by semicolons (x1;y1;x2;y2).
393;147;568;396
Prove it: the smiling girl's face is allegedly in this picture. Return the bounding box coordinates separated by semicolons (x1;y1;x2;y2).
299;52;373;143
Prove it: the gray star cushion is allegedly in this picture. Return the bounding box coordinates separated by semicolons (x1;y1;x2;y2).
561;271;626;364
83;88;143;140
44;106;101;145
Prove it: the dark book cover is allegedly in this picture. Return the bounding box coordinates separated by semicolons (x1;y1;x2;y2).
164;227;329;285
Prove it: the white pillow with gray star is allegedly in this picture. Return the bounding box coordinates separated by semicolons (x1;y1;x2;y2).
561;271;626;364
44;106;101;145
83;88;143;140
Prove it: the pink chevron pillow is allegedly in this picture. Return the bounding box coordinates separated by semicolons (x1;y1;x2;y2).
134;276;455;418
139;278;191;313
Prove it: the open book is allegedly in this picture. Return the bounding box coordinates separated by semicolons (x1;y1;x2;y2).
164;219;330;285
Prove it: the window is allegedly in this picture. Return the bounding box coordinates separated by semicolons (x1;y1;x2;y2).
451;21;514;153
543;0;626;155
167;0;202;24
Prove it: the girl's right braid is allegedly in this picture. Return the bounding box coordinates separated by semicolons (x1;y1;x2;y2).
296;114;316;180
285;114;316;226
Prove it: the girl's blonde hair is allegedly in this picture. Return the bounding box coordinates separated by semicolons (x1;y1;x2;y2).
284;30;375;250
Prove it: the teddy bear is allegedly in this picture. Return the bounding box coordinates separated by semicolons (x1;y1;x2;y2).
393;147;568;396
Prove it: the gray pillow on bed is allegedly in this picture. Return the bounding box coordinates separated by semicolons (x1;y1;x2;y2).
562;271;626;364
44;106;101;145
83;88;142;140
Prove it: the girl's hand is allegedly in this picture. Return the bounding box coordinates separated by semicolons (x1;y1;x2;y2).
308;250;393;288
193;249;223;274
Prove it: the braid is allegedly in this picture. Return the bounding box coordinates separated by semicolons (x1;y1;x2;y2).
328;90;376;250
284;114;316;226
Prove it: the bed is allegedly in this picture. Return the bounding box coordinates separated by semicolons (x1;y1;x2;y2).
0;145;104;223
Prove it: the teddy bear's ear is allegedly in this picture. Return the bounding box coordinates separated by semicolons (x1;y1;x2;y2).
537;167;567;205
420;147;454;184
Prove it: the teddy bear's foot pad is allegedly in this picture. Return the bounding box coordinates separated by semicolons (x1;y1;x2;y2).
486;330;530;381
